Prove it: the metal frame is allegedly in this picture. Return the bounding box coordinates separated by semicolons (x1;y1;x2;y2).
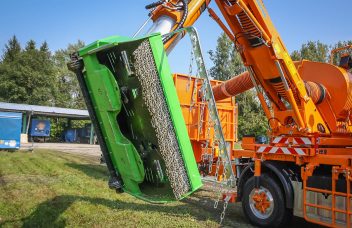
164;26;237;184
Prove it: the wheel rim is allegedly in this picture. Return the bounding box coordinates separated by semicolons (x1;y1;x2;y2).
249;186;274;220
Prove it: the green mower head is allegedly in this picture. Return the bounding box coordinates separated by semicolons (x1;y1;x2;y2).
70;33;202;203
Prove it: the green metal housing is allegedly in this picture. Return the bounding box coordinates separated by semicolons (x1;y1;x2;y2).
78;34;202;202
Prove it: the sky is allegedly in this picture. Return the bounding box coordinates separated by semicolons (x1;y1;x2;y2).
0;0;351;73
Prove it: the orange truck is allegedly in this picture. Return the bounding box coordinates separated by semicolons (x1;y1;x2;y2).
139;0;352;227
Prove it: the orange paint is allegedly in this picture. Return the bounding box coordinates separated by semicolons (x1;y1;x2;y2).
173;73;238;163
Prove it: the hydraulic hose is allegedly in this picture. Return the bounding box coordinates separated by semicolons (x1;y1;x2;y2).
162;0;189;43
304;81;327;105
212;71;253;100
212;71;328;106
145;0;164;10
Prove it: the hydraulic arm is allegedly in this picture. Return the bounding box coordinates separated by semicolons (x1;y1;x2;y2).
147;0;352;137
211;0;352;136
145;0;210;52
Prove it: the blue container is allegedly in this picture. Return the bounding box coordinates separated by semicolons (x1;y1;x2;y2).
30;119;51;137
0;112;22;149
64;129;77;143
78;125;92;139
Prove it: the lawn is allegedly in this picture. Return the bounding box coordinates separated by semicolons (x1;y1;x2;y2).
0;149;250;227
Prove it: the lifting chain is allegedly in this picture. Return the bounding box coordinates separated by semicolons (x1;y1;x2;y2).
220;195;231;224
162;27;238;222
186;48;195;92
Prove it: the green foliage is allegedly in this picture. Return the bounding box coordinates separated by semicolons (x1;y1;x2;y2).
0;38;56;105
290;50;301;61
53;41;86;109
0;37;85;108
290;40;352;73
25;40;36;51
236;91;268;138
209;33;267;139
2;35;21;62
291;41;330;62
71;120;90;128
49;118;68;142
209;33;234;81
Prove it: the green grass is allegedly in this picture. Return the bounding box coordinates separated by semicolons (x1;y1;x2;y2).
0;149;249;228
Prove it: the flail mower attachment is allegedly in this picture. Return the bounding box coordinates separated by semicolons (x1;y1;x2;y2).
68;34;202;202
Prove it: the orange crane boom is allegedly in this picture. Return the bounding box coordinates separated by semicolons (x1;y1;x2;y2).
147;0;352;136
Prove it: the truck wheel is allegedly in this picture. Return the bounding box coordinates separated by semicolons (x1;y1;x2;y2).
242;173;291;227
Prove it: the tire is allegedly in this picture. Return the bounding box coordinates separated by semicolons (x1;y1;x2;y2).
242;173;292;227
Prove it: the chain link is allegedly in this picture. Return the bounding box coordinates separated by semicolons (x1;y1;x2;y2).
220;195;231;224
189;78;198;112
186;48;195;92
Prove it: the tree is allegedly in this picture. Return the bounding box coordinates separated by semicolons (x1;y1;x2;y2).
2;35;21;62
290;50;301;61
290;40;352;72
53;40;85;109
290;41;329;62
25;40;36;51
209;33;235;81
0;37;86;108
0;39;56;105
209;33;268;139
39;41;49;53
236;91;268;138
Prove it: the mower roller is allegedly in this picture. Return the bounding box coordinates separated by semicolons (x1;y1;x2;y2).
68;33;202;203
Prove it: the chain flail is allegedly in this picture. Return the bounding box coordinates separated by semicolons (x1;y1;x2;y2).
133;40;190;199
